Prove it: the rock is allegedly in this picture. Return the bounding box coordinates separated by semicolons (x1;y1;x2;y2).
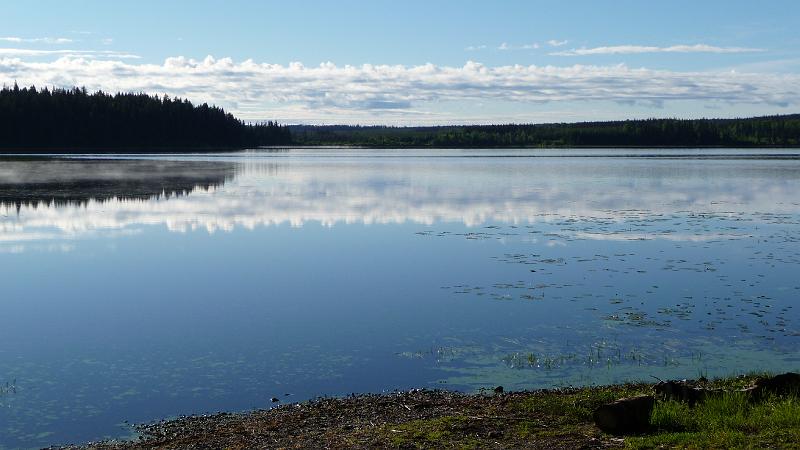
271;397;280;403
655;380;708;406
751;372;800;398
493;386;504;394
593;395;654;434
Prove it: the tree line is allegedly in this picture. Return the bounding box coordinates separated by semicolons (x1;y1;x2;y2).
290;115;800;148
2;83;798;149
0;84;290;150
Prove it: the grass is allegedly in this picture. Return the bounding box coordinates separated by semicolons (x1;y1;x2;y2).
628;391;800;449
512;384;648;425
371;375;800;449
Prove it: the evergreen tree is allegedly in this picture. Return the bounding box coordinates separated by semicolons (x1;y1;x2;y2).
0;85;291;151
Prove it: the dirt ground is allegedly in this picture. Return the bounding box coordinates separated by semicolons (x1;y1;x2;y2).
65;385;648;449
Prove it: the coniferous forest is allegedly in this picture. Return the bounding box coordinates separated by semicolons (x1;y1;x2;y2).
0;84;290;151
1;84;799;150
290;115;800;148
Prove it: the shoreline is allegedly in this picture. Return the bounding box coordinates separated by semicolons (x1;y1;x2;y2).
2;144;800;154
63;373;799;449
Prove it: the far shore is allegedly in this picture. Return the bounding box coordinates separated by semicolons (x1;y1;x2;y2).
2;144;800;155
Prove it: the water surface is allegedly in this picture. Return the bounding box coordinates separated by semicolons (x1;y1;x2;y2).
1;148;799;448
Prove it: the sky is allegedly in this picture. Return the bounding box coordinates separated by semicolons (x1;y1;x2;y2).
1;0;799;125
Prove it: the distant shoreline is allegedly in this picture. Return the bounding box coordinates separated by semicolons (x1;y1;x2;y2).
2;144;800;154
3;86;798;150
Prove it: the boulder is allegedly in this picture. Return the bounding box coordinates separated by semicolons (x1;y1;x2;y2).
593;395;654;434
751;372;800;398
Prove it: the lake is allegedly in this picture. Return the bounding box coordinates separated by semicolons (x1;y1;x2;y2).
1;148;799;448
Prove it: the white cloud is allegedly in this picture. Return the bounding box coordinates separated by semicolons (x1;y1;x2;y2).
0;36;73;44
101;38;114;45
465;45;487;51
497;42;539;51
552;44;765;56
0;55;797;121
547;39;568;47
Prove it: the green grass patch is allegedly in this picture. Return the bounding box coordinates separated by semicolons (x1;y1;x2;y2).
702;372;770;391
627;392;800;449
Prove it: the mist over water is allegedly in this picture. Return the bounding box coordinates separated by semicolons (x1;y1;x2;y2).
1;148;799;448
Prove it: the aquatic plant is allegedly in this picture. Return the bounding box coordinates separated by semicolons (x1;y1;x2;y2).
0;379;16;396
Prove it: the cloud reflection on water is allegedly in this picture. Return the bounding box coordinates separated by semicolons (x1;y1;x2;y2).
1;154;799;249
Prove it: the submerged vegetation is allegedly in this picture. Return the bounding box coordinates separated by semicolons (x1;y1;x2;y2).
290;115;800;147
0;379;16;396
0;84;290;150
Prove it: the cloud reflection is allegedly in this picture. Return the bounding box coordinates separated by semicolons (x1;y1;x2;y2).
1;155;799;249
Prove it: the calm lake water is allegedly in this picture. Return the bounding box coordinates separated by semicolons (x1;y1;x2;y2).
1;148;799;448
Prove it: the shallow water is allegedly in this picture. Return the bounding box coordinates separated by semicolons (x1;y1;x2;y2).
1;148;799;448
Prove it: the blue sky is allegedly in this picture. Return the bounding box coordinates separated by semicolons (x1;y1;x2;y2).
1;0;799;124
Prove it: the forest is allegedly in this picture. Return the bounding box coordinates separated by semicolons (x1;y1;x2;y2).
290;115;800;148
1;84;798;149
0;84;290;150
